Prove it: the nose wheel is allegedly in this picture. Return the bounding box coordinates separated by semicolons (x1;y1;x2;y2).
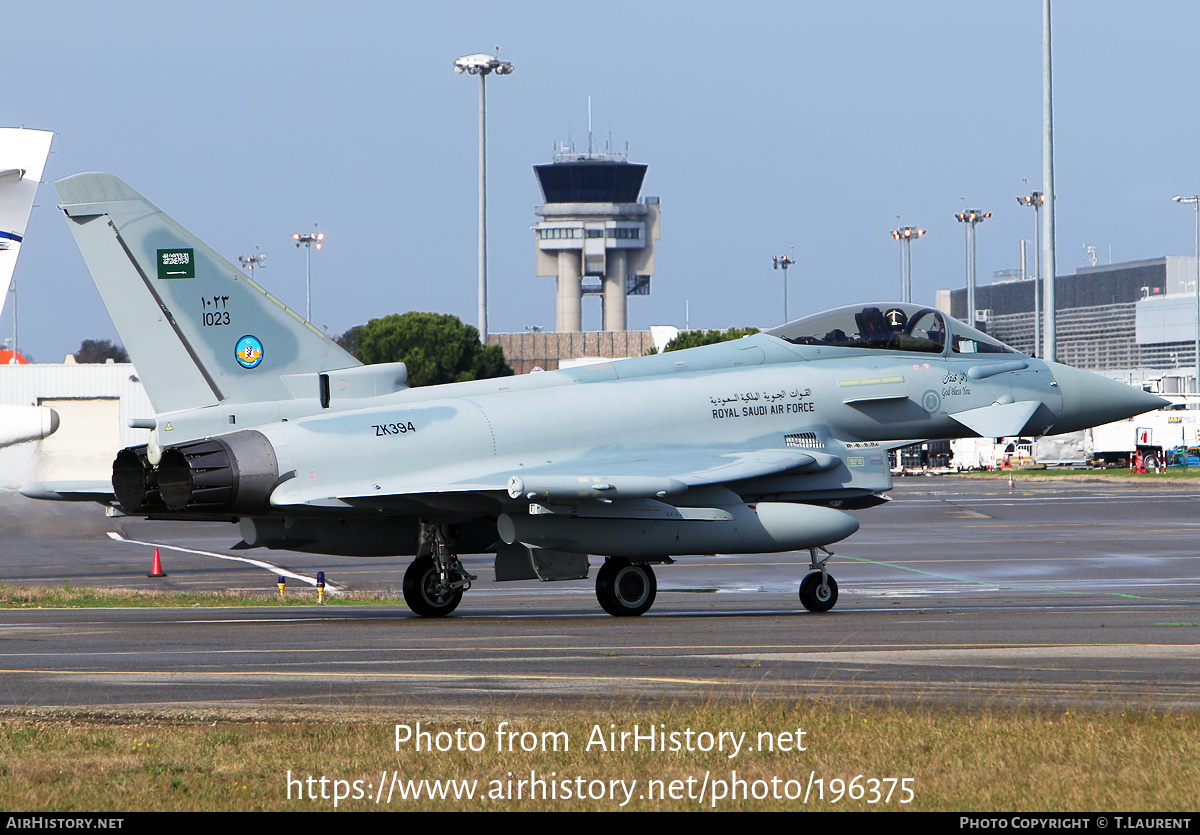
596;558;657;616
798;547;838;613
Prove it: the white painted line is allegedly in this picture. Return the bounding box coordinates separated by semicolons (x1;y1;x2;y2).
702;644;1200;666
105;532;342;593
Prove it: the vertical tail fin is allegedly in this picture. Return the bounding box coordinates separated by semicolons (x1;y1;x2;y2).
54;172;359;413
0;128;53;306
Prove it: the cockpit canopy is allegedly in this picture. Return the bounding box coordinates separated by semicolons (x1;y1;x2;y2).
767;303;1017;356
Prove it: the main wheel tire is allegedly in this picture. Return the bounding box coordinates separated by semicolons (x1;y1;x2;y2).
799;570;838;613
596;558;657;617
403;556;463;617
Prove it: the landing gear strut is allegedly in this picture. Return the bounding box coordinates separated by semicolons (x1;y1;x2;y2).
799;547;838;613
596;558;657;617
402;523;477;617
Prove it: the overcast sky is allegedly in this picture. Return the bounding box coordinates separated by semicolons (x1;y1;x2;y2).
5;1;1200;363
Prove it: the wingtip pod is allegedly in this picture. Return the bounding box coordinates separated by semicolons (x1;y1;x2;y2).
1047;362;1170;434
0;405;59;448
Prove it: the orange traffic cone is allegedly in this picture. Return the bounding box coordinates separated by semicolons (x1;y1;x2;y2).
147;547;167;578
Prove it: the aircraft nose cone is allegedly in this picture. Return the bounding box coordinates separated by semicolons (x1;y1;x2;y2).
1047;362;1168;433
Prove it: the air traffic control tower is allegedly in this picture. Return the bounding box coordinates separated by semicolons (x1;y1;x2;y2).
533;150;660;332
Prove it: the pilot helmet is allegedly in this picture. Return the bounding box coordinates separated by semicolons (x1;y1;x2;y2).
884;308;908;331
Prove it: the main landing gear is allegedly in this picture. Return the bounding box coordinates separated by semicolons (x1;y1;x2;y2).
402;523;477;618
595;557;657;617
400;534;840;617
799;547;838;613
593;550;838;617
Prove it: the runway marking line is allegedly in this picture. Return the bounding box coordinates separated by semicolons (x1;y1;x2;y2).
0;666;1183;696
0;667;785;688
834;553;1200;604
0;640;1069;657
701;644;1200;664
106;532;341;593
0;667;1193;702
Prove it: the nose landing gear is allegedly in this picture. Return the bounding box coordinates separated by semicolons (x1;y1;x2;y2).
798;547;838;613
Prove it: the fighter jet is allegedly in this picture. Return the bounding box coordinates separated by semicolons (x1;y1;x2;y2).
23;172;1166;617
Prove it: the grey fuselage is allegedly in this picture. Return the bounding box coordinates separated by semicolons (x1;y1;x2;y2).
156;331;1055;529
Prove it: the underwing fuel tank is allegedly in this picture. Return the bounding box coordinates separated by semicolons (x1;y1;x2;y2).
497;501;860;559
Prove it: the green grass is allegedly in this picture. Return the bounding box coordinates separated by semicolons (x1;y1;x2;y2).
3;585;1198;811
1;705;1197;811
0;584;392;609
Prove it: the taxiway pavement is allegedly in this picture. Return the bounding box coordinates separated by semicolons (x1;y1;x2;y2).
1;477;1197;711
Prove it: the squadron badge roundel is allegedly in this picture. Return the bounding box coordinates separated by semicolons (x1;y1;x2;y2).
235;335;264;369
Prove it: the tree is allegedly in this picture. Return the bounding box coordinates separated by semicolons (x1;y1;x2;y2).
74;339;129;363
334;325;361;356
347;312;513;387
660;327;759;353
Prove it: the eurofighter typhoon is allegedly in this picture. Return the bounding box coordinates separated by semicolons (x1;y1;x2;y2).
24;173;1166;617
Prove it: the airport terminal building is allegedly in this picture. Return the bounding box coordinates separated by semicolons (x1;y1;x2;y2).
939;256;1200;391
